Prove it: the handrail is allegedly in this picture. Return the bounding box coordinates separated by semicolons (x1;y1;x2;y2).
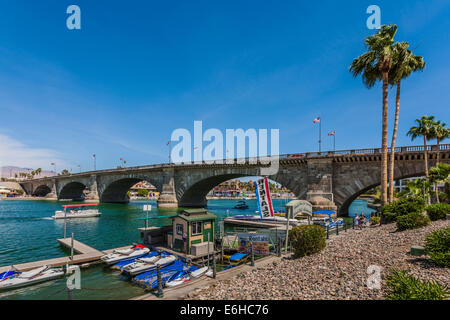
20;143;450;182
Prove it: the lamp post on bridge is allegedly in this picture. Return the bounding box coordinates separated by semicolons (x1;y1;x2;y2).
92;154;96;171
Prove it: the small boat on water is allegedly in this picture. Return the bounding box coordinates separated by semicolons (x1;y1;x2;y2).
122;254;176;276
0;266;64;291
110;251;159;270
233;200;249;209
165;271;191;288
52;204;101;219
134;260;198;288
101;244;150;265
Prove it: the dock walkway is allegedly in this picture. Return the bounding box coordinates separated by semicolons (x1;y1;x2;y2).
0;239;129;273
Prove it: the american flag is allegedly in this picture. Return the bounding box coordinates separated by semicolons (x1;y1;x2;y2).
328;131;335;136
120;158;123;161
313;117;320;123
167;141;170;146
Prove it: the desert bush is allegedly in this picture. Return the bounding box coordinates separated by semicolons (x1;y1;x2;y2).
370;216;380;225
381;197;425;223
426;203;450;221
425;227;450;267
289;225;326;258
385;269;449;300
396;212;430;231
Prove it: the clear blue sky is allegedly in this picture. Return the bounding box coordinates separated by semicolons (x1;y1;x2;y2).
0;0;449;172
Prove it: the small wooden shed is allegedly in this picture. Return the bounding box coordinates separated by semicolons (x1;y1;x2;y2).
170;209;217;254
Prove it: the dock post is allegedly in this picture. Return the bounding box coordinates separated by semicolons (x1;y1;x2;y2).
336;223;339;235
207;233;210;268
326;225;329;239
157;264;163;298
250;242;255;267
212;251;217;278
277;238;281;257
352;219;354;229
70;233;74;261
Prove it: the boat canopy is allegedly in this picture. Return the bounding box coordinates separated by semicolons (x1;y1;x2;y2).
312;210;336;221
62;204;99;208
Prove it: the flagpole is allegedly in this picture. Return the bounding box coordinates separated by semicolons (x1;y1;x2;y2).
333;133;336;152
319;119;322;153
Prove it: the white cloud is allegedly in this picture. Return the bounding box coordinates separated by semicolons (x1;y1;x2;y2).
0;134;68;169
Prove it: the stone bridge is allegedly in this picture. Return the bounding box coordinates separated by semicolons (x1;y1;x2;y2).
19;144;450;216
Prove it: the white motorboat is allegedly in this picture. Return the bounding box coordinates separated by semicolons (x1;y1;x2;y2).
0;265;64;291
52;204;101;219
190;266;209;278
122;255;176;276
165;272;190;288
101;245;150;265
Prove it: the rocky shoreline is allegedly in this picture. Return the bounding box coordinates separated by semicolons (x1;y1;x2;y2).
189;220;449;300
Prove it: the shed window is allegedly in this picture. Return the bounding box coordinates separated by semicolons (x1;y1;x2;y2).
176;224;183;235
192;221;202;235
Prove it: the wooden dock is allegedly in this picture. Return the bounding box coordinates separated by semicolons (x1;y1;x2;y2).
56;238;103;255
0;239;129;274
224;218;296;230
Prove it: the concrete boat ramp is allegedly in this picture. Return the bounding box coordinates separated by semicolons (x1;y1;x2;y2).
0;238;129;273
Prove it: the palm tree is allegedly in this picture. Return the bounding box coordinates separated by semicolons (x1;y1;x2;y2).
429;163;450;203
407;115;435;204
350;24;398;205
431;121;450;164
387;42;426;203
429;122;450;202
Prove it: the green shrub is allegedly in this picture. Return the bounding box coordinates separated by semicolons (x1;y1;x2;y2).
396;212;430;231
425;227;450;267
381;197;425;223
289;225;326;258
370;216;380;225
385;269;449;300
426;203;450;221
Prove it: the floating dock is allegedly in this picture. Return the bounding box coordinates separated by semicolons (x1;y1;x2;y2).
223;217;296;230
0;239;129;273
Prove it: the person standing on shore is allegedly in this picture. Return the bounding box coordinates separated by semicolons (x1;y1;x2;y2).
354;214;360;229
359;213;366;228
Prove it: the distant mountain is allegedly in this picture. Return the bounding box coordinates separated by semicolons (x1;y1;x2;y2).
0;166;57;179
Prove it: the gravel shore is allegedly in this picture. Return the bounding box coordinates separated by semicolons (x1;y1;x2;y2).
189;220;449;300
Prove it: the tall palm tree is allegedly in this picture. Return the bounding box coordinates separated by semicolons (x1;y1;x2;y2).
407;115;435;204
388;42;426;203
350;24;398;205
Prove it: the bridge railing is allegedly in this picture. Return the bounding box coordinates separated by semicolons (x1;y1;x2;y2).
21;143;450;181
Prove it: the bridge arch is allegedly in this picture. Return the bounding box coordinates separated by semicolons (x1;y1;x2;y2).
333;155;430;215
99;177;161;203
59;182;87;201
32;185;52;197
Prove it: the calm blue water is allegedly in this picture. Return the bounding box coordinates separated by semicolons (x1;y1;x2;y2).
0;198;372;299
0;198;289;300
348;199;376;219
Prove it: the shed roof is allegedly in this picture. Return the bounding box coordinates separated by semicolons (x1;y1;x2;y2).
175;209;217;222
